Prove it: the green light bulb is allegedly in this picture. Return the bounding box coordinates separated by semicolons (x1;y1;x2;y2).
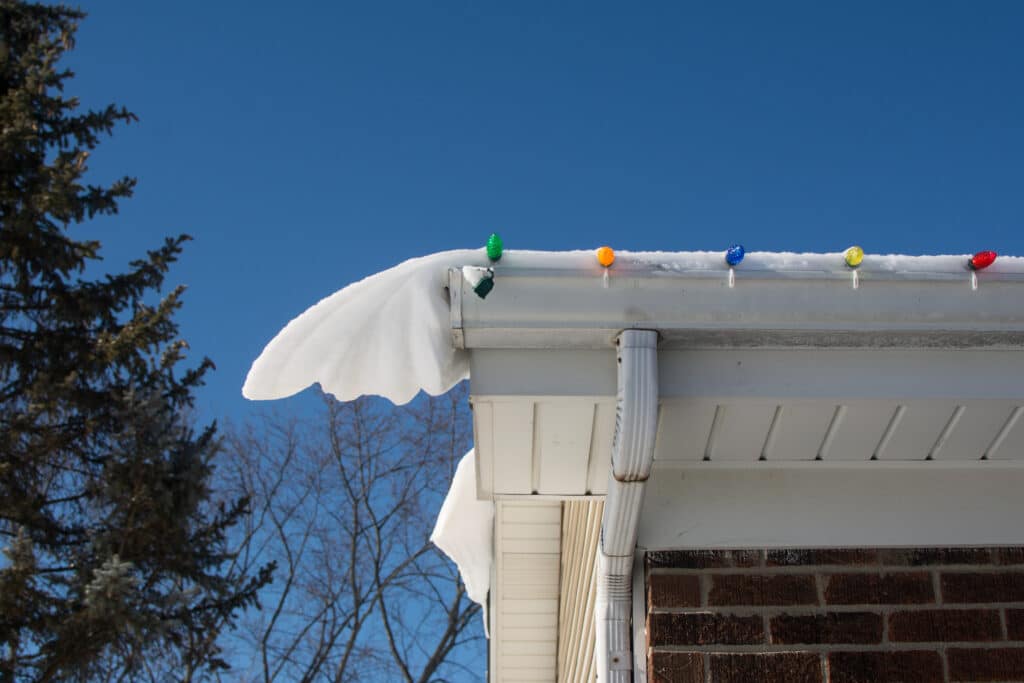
486;233;503;261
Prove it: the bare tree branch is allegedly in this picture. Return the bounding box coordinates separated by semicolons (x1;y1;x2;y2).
221;384;483;682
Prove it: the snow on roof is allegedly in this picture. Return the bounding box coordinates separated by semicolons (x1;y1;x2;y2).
243;248;1024;405
243;250;477;405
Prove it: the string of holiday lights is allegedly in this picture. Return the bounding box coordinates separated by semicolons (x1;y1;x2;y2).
463;233;1000;299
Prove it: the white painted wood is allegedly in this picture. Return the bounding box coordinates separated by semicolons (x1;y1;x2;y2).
474;349;1024;499
638;465;1024;548
705;402;777;461
492;401;535;494
986;407;1024;460
501;537;561;554
821;401;900;461
471;350;616;397
474;401;496;498
659;349;1024;400
876;401;959;460
536;402;595;495
930;402;1015;460
494;500;562;683
481;395;1024;499
586;402;615;494
475;350;1024;402
653;399;717;461
762;401;836;460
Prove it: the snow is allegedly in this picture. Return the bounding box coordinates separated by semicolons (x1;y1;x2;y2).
243;250;479;405
430;450;494;632
244;247;1024;405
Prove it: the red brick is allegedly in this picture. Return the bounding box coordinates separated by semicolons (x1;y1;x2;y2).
649;651;704;683
879;548;994;566
646;550;762;569
707;574;817;607
825;572;934;605
770;612;882;644
767;548;878;566
648;612;763;646
948;647;1024;681
996;548;1024;565
889;609;1002;642
942;572;1024;603
649;574;702;608
1008;609;1024;640
829;651;944;683
709;652;820;683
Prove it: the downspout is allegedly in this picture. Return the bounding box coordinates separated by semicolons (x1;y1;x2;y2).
596;329;659;681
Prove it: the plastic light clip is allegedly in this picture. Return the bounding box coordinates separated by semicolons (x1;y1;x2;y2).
463;266;495;299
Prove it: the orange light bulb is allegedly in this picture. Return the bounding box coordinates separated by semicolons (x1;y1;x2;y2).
597;246;615;267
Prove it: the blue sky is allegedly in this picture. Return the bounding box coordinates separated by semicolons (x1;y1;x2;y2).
67;1;1024;421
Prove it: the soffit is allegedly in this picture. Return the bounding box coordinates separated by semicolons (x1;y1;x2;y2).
472;348;1024;498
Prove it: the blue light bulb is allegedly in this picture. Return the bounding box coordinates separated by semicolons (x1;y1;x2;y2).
725;244;745;266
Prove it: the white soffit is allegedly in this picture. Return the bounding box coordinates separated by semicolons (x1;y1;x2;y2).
472;348;1024;496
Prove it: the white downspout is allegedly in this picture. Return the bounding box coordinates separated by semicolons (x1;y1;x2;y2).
596;329;659;682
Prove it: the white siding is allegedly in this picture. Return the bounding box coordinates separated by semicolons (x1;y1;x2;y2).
557;500;601;683
493;500;562;683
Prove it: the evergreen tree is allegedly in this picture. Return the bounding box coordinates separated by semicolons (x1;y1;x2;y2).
0;3;272;680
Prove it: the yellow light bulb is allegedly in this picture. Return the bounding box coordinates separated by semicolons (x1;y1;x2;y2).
844;246;864;268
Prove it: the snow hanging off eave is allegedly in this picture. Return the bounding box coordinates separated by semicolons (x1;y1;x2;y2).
242;249;481;405
243;247;1024;405
430;450;494;634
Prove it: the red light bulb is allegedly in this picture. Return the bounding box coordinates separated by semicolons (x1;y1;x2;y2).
969;251;997;270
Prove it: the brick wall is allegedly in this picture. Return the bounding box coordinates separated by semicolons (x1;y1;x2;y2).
646;548;1024;683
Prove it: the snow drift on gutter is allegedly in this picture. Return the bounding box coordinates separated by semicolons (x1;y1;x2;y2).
243;248;1023;405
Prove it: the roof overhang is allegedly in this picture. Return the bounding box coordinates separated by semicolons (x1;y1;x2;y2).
448;253;1024;683
458;265;1024;495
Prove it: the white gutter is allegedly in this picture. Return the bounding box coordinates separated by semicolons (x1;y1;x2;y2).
453;265;1024;351
596;329;659;681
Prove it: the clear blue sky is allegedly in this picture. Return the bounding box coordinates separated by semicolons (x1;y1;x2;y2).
67;1;1024;422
